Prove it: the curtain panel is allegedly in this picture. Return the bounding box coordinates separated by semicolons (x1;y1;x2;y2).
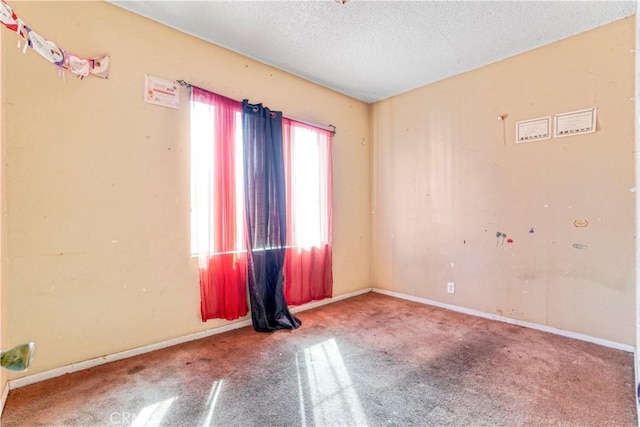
192;88;248;321
282;119;334;305
242;100;301;331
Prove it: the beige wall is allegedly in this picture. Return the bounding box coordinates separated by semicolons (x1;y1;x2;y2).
2;1;371;376
0;22;7;407
372;17;635;345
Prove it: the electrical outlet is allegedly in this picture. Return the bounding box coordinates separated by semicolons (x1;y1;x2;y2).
447;282;455;294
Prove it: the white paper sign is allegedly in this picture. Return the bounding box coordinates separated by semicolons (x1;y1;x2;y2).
554;108;596;137
144;75;179;109
516;116;551;143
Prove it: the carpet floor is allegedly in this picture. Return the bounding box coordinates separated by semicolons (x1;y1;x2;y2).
1;292;636;426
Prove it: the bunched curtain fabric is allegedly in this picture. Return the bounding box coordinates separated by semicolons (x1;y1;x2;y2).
282;119;333;305
242;100;301;332
191;88;248;321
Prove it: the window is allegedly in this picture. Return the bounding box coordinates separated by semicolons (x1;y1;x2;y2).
190;93;244;257
190;88;333;320
190;103;332;256
284;119;332;249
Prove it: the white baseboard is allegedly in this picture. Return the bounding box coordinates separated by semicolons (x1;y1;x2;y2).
9;318;251;390
290;287;372;314
9;287;373;390
0;381;9;418
372;288;635;353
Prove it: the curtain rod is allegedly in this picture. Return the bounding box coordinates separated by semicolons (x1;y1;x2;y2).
176;80;336;137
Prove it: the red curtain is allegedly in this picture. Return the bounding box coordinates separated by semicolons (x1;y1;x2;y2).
282;119;333;306
284;246;332;305
199;254;246;321
192;88;248;321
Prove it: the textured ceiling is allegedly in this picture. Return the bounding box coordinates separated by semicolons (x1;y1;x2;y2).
111;1;636;103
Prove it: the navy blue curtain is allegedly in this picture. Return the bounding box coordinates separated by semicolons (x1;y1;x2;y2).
242;100;301;332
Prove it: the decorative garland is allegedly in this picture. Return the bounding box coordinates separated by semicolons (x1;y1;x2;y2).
0;0;109;79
